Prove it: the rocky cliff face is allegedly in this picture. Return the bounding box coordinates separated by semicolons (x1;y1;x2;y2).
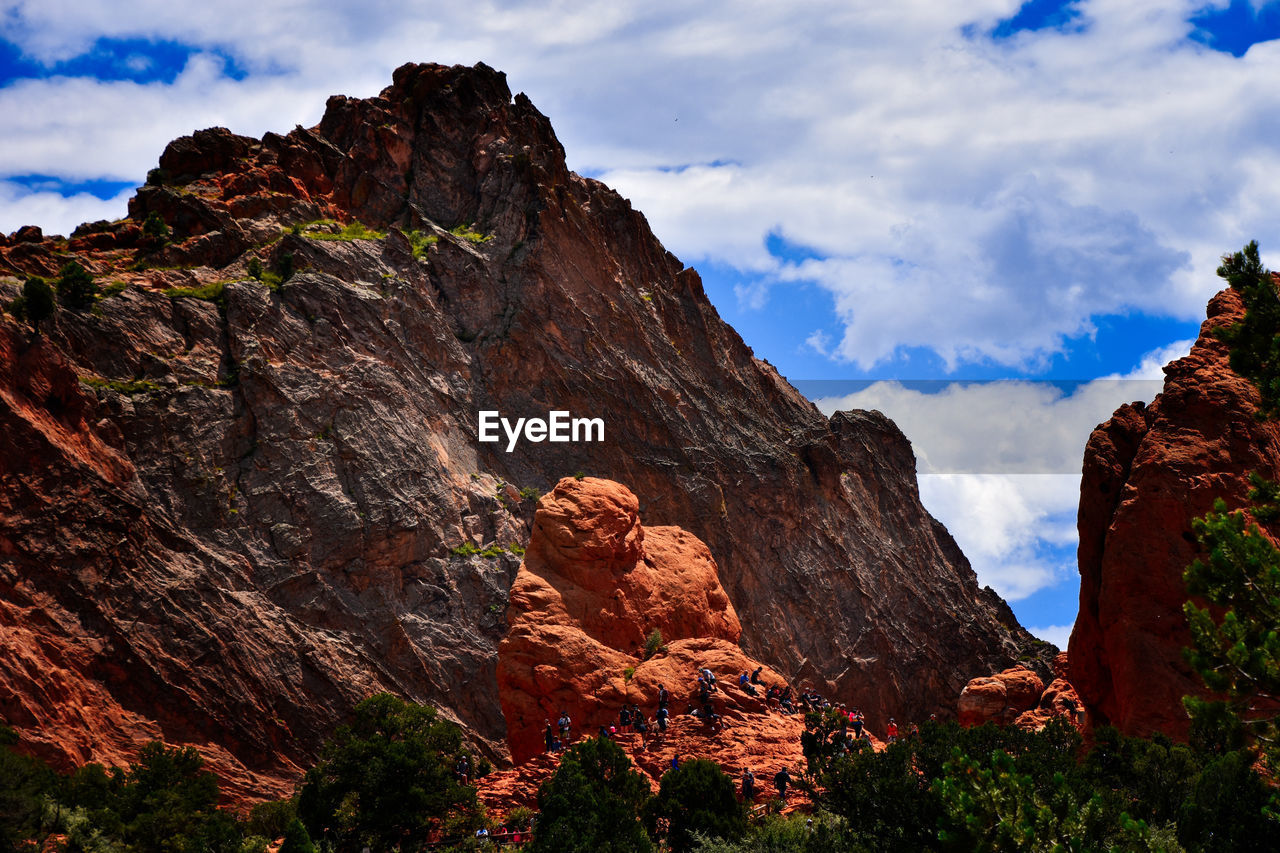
1069;285;1280;738
1;62;1038;797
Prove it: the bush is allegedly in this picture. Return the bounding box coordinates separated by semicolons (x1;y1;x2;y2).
450;224;493;244
1214;241;1280;417
22;276;55;332
248;798;296;839
643;629;664;660
407;229;438;259
529;736;653;853
644;759;747;853
277;818;315;853
56;261;97;309
142;211;171;242
296;694;482;851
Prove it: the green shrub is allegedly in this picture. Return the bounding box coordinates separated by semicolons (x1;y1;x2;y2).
450;223;493;244
164;280;226;303
519;486;542;502
623;666;636;683
142;211;171;242
296;694;481;851
247;257;263;280
529;736;653;853
407;229;439;259
277;819;315;853
643;629;664;660
451;542;480;557
644;760;747;853
248;798;297;840
99;280;128;299
301;220;386;242
23;276;55;332
1214;241;1280;418
56;260;97;309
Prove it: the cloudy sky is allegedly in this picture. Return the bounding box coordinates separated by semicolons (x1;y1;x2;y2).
4;0;1280;648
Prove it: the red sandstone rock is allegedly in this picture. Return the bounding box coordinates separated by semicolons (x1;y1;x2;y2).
959;656;1085;731
1069;285;1280;739
957;666;1043;726
499;477;777;764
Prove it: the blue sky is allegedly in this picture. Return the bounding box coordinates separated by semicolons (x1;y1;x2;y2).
3;0;1280;649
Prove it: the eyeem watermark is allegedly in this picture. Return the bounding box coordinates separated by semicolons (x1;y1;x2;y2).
478;410;604;452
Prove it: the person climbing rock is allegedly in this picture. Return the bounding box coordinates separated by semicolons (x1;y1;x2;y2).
742;768;756;801
657;683;670;710
851;709;864;739
751;666;763;685
543;720;555;753
887;718;899;743
656;705;669;732
774;766;790;799
620;704;632;733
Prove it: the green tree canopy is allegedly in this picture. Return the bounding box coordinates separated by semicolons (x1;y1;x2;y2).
21;277;55;333
1214;240;1280;417
643;759;745;853
1183;474;1280;764
296;694;481;851
55;261;97;310
529;735;653;853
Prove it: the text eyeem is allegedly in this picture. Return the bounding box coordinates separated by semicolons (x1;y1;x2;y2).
478;410;604;452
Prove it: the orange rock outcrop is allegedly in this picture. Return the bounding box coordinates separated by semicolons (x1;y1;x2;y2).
498;476;795;764
959;654;1085;730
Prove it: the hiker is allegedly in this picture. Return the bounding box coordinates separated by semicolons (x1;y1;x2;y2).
887;719;899;743
635;711;649;746
620;704;632;733
774;766;790;799
656;705;669;732
780;687;795;715
742;768;756;801
558;710;571;743
657;683;670;710
599;725;610;739
455;754;471;783
851;710;864;739
671;755;680;771
909;722;920;739
751;666;763;685
543;720;555;753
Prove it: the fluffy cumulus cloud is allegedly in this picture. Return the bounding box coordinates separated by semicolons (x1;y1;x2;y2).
814;338;1195;604
1;2;1278;370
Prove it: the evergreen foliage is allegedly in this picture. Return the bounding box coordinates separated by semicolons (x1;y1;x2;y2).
529;736;653;853
644;759;746;852
296;694;481;851
56;261;98;309
1183;474;1280;814
22;276;55;333
1214;241;1280;417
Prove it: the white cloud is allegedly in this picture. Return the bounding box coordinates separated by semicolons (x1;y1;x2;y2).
1029;623;1074;649
0;182;131;238
814;337;1190;602
0;1;1274;366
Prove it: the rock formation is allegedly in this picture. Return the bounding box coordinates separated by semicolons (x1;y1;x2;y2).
487;476;811;810
499;476;787;763
1070;285;1280;738
958;653;1084;730
1;62;1040;798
